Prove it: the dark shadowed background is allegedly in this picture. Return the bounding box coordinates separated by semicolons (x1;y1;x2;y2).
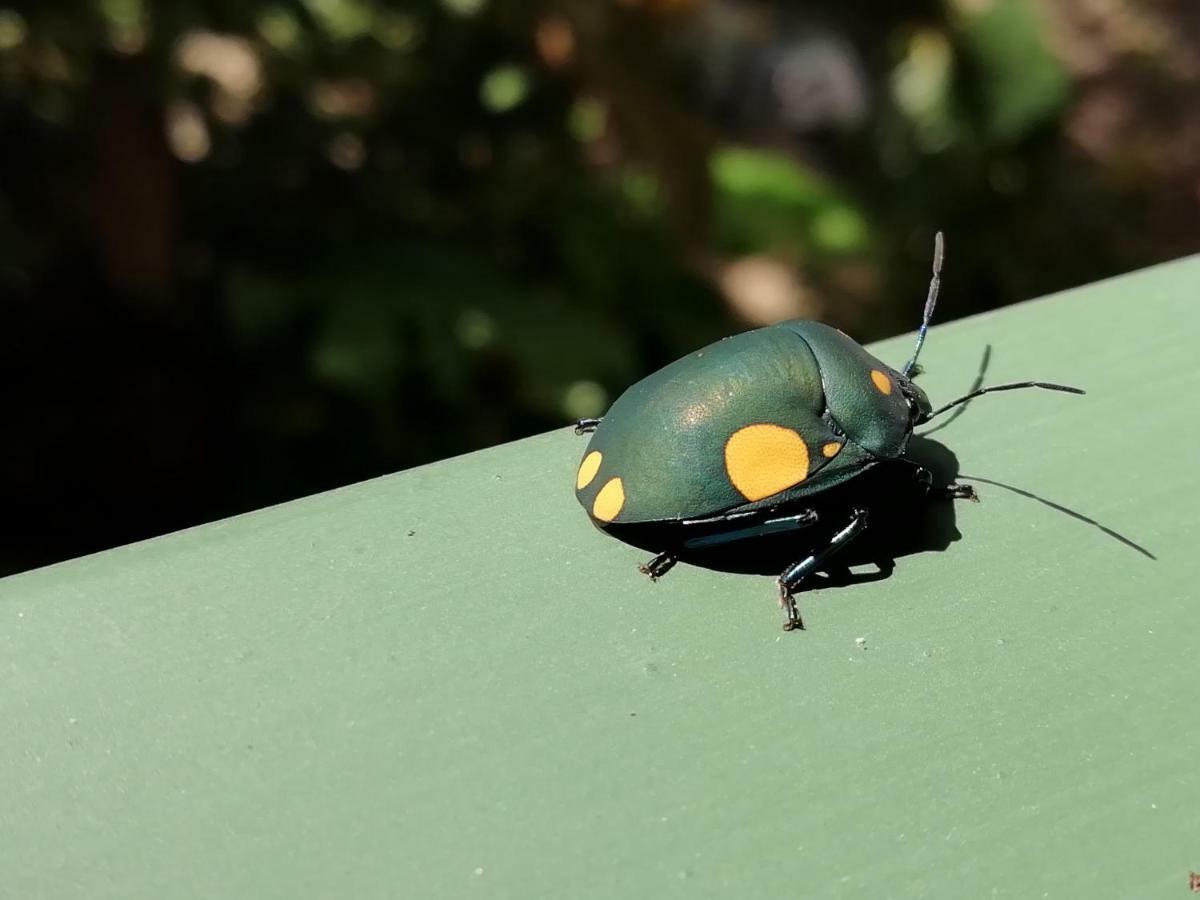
1;0;1196;576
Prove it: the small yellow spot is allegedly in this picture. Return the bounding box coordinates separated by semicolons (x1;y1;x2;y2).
822;442;841;458
592;477;625;522
724;424;810;502
870;369;892;395
576;450;602;490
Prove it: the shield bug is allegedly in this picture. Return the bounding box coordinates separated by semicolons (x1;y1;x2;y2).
573;234;1083;630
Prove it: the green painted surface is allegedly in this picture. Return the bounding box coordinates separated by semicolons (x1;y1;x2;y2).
3;257;1199;898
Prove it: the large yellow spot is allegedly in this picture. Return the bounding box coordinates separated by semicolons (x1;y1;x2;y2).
724;424;810;502
576;451;602;490
592;477;625;522
822;442;841;458
870;369;892;395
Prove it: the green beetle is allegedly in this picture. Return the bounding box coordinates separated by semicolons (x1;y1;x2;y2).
573;234;1083;630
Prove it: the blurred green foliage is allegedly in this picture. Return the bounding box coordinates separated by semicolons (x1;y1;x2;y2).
0;0;1195;574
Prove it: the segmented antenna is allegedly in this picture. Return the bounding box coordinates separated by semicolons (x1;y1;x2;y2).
903;231;944;377
924;381;1086;421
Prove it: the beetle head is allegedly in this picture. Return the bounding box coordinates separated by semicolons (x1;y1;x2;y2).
899;375;933;426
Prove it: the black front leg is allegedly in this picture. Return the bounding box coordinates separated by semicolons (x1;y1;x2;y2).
932;483;980;502
909;464;933;492
778;508;870;631
904;460;978;502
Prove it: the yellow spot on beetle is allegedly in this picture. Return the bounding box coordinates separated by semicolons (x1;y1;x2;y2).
870;369;892;395
724;424;810;502
576;451;602;490
592;477;625;522
822;442;841;458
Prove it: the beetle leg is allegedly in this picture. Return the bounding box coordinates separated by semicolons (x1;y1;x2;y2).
904;463;978;501
778;581;803;631
932;483;980;502
638;552;677;581
573;418;601;435
910;465;934;492
777;508;870;631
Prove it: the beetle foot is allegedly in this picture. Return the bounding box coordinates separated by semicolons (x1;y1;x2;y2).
638;552;677;581
936;483;979;503
573;418;601;435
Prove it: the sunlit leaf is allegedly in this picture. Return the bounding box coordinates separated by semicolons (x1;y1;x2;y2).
257;7;303;52
0;9;28;51
480;64;529;113
712;148;870;256
442;0;487;18
956;0;1069;140
302;0;374;42
569;97;606;143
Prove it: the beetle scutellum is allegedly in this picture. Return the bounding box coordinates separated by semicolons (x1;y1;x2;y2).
573;233;1084;630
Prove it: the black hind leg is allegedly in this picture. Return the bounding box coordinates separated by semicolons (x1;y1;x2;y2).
778;509;870;631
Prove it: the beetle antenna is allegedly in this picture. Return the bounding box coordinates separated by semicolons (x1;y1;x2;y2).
902;230;943;378
923;381;1085;422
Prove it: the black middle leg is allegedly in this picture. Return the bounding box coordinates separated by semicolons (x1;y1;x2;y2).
778;508;870;631
638;552;678;581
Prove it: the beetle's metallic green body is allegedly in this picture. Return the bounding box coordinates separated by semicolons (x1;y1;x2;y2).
571;233;1082;631
575;321;928;526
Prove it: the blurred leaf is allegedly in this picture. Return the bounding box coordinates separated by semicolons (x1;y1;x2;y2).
712;147;870;256
811;205;868;253
956;0;1069;141
713;147;825;206
568;97;605;143
480;63;529;113
302;0;374;42
0;9;28;50
891;28;958;151
257;7;303;51
442;0;487;18
619;168;664;218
